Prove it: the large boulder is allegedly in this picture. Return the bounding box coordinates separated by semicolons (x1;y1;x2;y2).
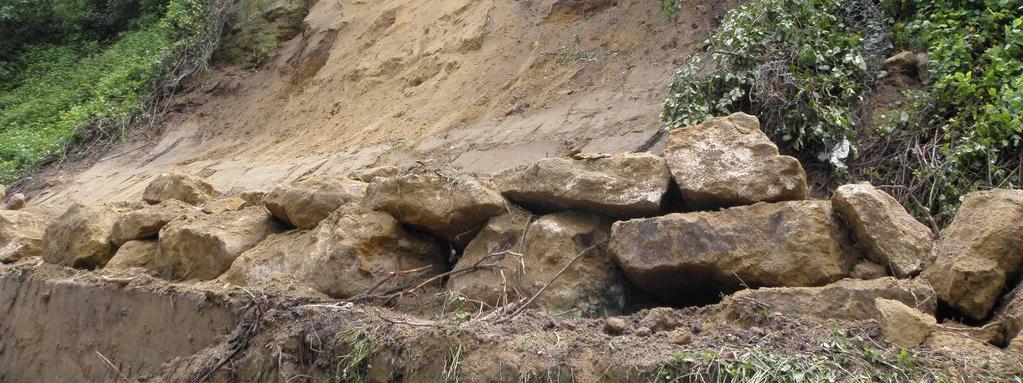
492;153;671;218
876;298;936;348
363;170;505;247
663;113;807;209
448;209;626;316
156;206;284;280
832;182;933;277
42;202;142;269
610;200;856;303
263;177;367;229
104;240;159;272
0;210;47;263
720;277;937;321
921;189;1023;320
142;172;219;206
110;200;198;246
223;205;446;299
220;231;327;298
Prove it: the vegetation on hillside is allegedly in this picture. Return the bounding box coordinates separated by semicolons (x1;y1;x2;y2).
660;0;1023;224
0;0;229;183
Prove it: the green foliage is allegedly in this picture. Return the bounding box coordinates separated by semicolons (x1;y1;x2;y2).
658;0;682;21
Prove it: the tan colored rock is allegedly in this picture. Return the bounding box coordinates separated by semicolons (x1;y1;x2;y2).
110;200;198;246
833;182;932;277
926;333;1004;356
0;184;6;202
363;170;505;247
104;240;159;272
921;189;1023;320
876;298;936;348
994;285;1023;349
5;193;26;210
938;322;1004;346
851;261;888;280
264;177;367;229
609;200;856;303
663;113;807;209
350;166;398;183
493;153;671;218
883;51;928;82
202;197;248;214
220;231;327;299
42;203;141;269
0;210;47;263
720;278;936;321
156;206;284;280
142;172;218;206
448;210;626;316
224;205;446;299
238;190;267;207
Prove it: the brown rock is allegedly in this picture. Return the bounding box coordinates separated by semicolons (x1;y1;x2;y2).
493;153;671;218
833;182;932;277
110;200;198;246
238;190;266;207
350;166;398;183
156;206;284;280
42;203;140;269
609;200;856;303
994;285;1023;348
219;231;327;299
448;210;625;316
5;193;26;210
876;298;936;348
264;177;367;229
202;197;248;214
604;317;627;335
142;172;218;206
0;210;47;263
921;189;1023;320
363;170;505;247
721;277;937;321
851;261;888;280
104;240;159;272
926;333;1004;356
663;113;807;209
883;51;928;82
938;322;1004;346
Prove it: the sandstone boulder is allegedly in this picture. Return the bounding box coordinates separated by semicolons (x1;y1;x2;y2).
156;207;284;280
876;298;936;348
104;240;159;272
110;200;198;246
448;210;626;316
921;189;1023;320
832;182;933;277
42;203;141;269
609;200;856;303
0;210;47;263
994;285;1023;349
663;113;807;209
851;261;888;280
363;170;505;247
220;231;327;299
493;153;671;218
238;190;267;207
5;193;26;210
142;172;218;206
264;177;367;229
202;197;248;214
720;278;936;321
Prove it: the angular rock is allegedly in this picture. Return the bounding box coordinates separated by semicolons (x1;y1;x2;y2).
851;261;888;280
264;177;367;229
0;210;47;263
832;182;933;277
493;153;671;218
104;240;159;272
663;113;808;209
238;190;267;207
202;197;248;214
156;206;284;280
994;285;1023;349
110;200;198;246
876;298;936;348
610;200;856;303
224;205;445;299
219;231;327;298
42;203;141;269
142;172;218;206
720;278;937;321
5;193;26;210
363;170;505;247
448;210;626;316
921;189;1023;320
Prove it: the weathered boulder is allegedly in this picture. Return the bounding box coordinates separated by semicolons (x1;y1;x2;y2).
663;113;807;209
220;231;327;298
224;205;446;299
921;189;1023;320
104;240;159;272
883;51;928;82
492;153;671;218
609;200;856;303
448;209;626;316
264;177;367;229
42;203;142;269
720;278;937;321
363;170;505;247
238;190;267;207
110;200;198;246
156;206;284;280
0;210;47;263
851;261;888;280
832;182;933;277
142;172;219;206
994;285;1023;349
5;193;26;210
876;298;936;348
202;197;248;214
